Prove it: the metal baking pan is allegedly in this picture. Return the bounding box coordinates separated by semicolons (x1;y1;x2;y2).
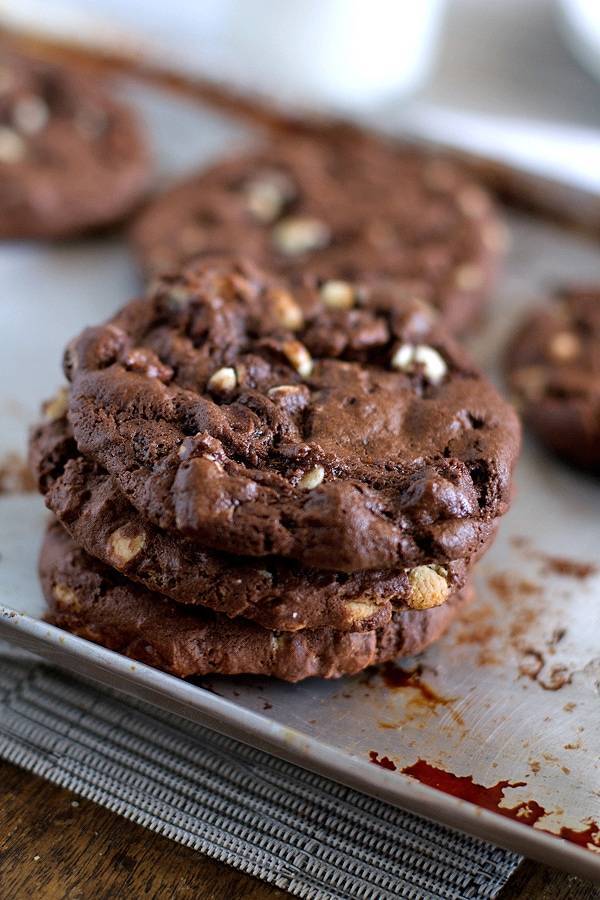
1;83;599;880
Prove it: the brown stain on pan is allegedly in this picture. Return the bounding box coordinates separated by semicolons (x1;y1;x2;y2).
485;571;577;691
378;662;464;728
368;751;397;771
401;759;546;826
367;754;600;852
557;822;600;851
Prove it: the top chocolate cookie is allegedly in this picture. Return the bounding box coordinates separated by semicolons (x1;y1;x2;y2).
65;258;520;572
506;285;600;471
0;46;151;238
130;129;504;334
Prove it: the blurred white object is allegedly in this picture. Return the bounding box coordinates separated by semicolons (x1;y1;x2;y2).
385;0;600;200
220;0;446;111
2;0;599;206
0;0;446;113
556;0;600;83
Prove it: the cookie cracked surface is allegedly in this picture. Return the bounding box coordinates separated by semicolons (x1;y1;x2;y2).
41;522;473;682
130;129;504;334
63;258;520;573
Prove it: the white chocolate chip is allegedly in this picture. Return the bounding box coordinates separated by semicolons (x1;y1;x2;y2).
257;569;273;583
267;384;304;399
0;126;26;163
166;284;195;306
548;331;581;362
282;340;313;377
207;366;237;393
13;95;49;135
454;264;484;292
344;600;380;624
391;343;447;385
202;455;224;472
298;465;324;490
108;526;146;565
482;221;510;253
44;386;69;422
457;185;489;219
52;583;80;611
267;384;309;413
406;565;449;610
272;216;330;257
244;171;295;223
320;280;355;310
270;633;284;653
272;289;304;330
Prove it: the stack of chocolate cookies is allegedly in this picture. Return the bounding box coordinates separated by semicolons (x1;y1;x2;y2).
30;257;520;681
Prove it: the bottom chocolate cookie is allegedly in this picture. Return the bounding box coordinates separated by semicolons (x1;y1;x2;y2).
41;522;473;682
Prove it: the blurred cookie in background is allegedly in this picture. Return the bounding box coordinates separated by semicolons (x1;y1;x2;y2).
131;129;505;335
506;285;600;472
0;44;152;238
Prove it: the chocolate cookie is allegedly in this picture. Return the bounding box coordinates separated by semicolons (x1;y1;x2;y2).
130;129;505;334
506;286;600;471
32;413;471;632
64;258;520;573
41;521;473;682
0;46;151;238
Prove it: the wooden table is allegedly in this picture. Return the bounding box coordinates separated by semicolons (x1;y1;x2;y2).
1;761;598;899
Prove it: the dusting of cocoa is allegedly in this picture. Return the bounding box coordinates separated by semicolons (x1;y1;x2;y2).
453;603;501;665
484;572;576;690
510;536;597;580
539;556;598;580
0;452;35;494
488;572;542;603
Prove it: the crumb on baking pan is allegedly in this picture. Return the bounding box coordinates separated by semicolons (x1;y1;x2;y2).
0;452;35;494
538;555;598;580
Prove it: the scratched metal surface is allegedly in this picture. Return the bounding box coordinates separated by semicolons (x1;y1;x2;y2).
1;86;599;873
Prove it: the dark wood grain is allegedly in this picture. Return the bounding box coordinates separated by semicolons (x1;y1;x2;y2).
1;761;598;899
497;858;600;899
0;761;287;900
